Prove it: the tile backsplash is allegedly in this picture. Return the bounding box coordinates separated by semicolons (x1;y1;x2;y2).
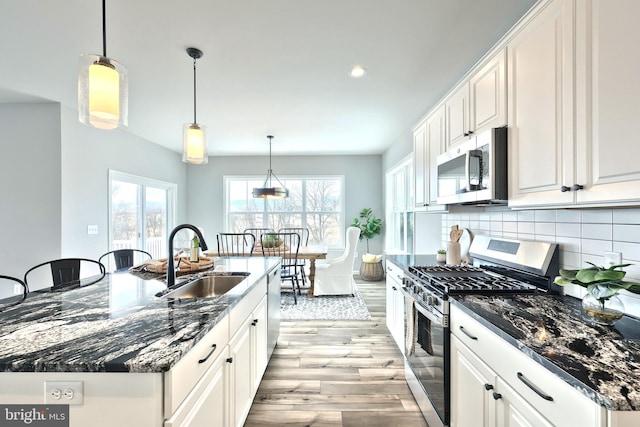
441;206;640;318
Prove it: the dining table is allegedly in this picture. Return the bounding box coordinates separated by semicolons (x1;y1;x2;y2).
205;244;327;297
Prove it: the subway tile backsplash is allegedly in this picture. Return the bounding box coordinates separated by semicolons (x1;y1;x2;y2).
441;207;640;318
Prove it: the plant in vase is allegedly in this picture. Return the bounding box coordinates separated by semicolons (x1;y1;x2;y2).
554;262;640;325
436;249;446;263
351;208;383;281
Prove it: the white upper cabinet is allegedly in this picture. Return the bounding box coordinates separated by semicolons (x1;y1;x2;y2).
574;0;640;205
509;0;640;208
414;104;446;208
507;0;576;207
446;49;507;149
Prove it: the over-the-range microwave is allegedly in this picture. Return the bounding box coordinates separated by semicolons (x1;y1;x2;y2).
436;127;507;205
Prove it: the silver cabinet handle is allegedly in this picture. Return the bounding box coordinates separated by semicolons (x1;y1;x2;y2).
459;325;478;340
517;372;554;401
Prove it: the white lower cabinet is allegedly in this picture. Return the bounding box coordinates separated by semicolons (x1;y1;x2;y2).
385;260;405;351
450;304;605;427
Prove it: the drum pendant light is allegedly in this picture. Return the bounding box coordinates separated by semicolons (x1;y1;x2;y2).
182;47;208;164
252;135;289;199
78;0;128;130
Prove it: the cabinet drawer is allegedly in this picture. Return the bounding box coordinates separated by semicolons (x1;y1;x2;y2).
386;261;404;283
229;278;267;336
164;315;229;417
451;304;604;427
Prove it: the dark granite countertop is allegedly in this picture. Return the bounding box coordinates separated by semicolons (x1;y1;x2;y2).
0;257;279;374
451;294;640;411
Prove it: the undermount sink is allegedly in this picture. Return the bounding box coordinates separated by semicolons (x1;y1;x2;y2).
159;273;250;299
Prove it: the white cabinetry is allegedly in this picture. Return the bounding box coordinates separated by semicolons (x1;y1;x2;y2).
414;105;446;208
446;49;506;149
450;304;604;427
229;315;254;427
509;0;640;208
385;260;405;352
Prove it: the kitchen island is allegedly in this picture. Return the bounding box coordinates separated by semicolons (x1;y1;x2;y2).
0;257;280;426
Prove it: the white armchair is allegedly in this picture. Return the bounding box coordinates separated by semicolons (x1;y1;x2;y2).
313;227;361;296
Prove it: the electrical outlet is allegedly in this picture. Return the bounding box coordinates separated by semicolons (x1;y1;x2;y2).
87;225;98;235
45;381;83;405
605;251;622;267
13;284;23;295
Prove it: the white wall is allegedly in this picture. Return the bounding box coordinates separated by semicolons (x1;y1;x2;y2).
185;154;384;263
59;106;187;261
0;103;61;278
0;103;187;285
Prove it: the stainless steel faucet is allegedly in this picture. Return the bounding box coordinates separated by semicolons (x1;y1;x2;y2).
166;224;209;288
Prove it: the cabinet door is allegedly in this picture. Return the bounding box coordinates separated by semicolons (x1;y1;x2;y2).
507;0;576;207
229;316;253;427
391;284;405;352
446;83;470;148
470;48;507;133
575;0;640;204
164;347;229;427
495;378;553;427
251;296;268;394
426;105;446;205
413;120;428;207
385;274;396;339
450;336;497;427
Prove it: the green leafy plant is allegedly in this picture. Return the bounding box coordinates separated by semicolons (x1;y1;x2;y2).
262;234;283;248
350;208;382;254
437;249;447;255
554;262;640;309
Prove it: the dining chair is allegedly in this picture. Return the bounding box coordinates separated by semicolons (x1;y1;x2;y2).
99;249;152;273
261;232;301;304
24;258;106;291
217;233;256;256
278;227;310;286
0;275;28;311
314;227;361;296
243;227;274;243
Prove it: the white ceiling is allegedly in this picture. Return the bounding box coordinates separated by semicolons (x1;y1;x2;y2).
1;0;536;156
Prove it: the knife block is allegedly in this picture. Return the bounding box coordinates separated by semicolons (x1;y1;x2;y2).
446;241;461;265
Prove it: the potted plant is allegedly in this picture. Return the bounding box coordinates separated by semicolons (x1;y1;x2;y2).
436;249;446;263
554;262;640;325
350;208;382;254
351;208;383;281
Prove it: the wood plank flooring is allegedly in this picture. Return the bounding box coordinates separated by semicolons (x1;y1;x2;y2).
244;278;428;427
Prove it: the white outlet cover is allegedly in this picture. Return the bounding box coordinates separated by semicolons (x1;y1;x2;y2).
44;381;83;405
605;251;622;267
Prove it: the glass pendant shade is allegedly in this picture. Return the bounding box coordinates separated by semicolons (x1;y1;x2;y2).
78;54;128;130
183;123;208;164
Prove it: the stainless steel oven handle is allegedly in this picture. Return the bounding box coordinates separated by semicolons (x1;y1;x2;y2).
401;288;444;325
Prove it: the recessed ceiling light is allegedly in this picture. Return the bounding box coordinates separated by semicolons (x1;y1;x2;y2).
349;65;367;78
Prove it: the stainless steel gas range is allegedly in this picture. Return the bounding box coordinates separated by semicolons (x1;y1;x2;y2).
401;235;560;427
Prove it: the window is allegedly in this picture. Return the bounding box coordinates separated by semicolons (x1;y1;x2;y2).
108;170;176;259
386;156;414;253
225;176;345;247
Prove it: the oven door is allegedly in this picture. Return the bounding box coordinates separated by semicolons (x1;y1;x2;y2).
402;290;450;427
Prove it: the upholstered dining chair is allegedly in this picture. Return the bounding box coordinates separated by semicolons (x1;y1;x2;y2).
0;275;28;311
279;227;310;286
260;232;301;304
313;227;361;296
217;233;256;256
99;249;152;273
24;258;106;291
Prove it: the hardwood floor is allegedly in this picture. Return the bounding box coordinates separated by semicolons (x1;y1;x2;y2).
244;278;428;427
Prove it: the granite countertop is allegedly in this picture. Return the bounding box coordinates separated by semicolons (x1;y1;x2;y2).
0;257;279;374
452;294;640;411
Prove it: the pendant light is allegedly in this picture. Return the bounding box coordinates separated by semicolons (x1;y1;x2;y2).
182;47;208;164
252;135;289;199
78;0;128;130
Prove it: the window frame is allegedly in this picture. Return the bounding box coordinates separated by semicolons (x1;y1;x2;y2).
385;155;414;254
224;175;346;248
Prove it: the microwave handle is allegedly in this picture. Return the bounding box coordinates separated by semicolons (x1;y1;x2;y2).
466;149;483;191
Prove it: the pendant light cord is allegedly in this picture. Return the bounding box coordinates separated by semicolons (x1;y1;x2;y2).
193;56;197;124
102;0;107;57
